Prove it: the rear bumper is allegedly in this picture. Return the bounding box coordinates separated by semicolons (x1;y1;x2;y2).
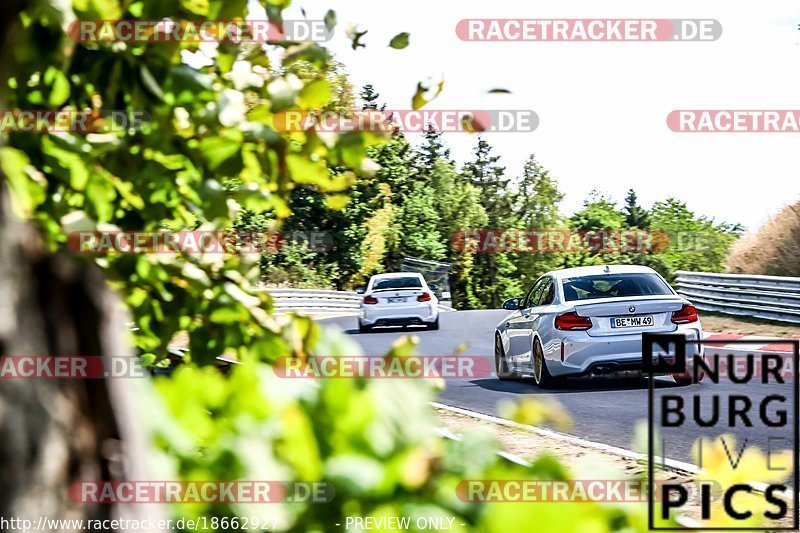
547;325;703;377
360;303;438;326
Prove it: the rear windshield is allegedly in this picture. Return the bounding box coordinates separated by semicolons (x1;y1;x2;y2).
372;277;423;291
562;273;672;302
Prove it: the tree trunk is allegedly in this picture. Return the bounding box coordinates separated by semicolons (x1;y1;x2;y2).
0;4;163;530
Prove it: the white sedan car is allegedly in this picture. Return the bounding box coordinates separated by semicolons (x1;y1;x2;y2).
495;265;704;387
358;273;440;333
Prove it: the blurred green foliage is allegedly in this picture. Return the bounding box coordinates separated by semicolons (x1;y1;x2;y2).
1;1;729;531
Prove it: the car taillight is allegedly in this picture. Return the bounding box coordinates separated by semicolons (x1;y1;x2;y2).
671;304;698;324
555;311;592;331
363;295;378;305
417;292;432;302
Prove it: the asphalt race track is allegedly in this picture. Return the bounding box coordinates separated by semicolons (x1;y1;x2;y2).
319;311;795;466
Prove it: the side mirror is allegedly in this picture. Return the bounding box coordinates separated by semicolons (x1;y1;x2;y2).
356;287;365;295
429;283;439;292
502;298;521;310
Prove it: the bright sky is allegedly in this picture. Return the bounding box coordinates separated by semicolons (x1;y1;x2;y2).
280;0;800;230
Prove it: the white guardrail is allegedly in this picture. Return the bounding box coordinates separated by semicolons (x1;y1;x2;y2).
675;271;800;324
261;288;454;315
262;288;361;315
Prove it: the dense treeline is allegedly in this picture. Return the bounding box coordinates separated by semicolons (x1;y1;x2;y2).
244;85;742;309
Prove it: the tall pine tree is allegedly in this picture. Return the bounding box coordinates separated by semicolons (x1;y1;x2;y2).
360;84;386;111
461;138;520;307
623;189;650;229
419;124;451;173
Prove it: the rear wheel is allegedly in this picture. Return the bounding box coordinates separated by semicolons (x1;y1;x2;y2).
495;336;516;380
427;317;440;330
533;338;559;388
673;356;705;385
358;321;372;334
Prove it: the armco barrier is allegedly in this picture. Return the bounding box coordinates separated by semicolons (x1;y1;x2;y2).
261;288;454;315
262;288;361;315
675;271;800;324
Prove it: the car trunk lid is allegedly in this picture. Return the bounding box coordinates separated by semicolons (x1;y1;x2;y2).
573;296;685;336
371;289;426;305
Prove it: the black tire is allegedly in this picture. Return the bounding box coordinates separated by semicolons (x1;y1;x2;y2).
495;336;516;380
533;338;559;388
428;317;440;330
672;352;705;385
358;322;372;334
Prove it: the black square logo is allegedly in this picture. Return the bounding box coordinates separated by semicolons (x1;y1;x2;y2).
642;333;686;374
645;337;799;530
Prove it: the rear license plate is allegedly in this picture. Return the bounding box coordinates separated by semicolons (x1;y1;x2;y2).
387;297;406;303
610;315;654;328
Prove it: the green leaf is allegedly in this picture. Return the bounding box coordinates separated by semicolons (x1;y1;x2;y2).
389;32;410;49
326;455;385;494
139;64;165;101
0;147;45;217
325;194;350;210
223;282;260;308
529;453;571;481
286;154;350;191
128;1;143;17
86;173;117;221
199;179;228;219
235;187;273;213
324;10;336;31
411;79;444;110
239;146;263;183
284;43;329;68
286;154;329;187
298;79;331;108
27;91;43;105
199;131;243;171
216;51;236;76
45;67;70;106
42;138;89;190
215;0;246;19
60;210;95;234
180;0;209;16
209;306;246;324
74;0;123;19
